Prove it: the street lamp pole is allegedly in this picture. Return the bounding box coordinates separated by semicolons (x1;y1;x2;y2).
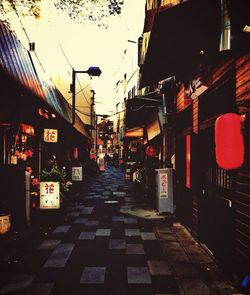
71;67;102;125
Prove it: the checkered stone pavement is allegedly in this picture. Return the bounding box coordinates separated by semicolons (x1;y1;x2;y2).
0;167;180;295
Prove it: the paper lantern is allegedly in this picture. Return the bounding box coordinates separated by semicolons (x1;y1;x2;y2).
215;113;244;170
146;146;158;157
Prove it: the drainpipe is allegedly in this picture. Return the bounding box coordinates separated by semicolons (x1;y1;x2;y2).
159;76;176;168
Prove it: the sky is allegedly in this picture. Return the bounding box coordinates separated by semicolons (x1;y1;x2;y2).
6;0;146;115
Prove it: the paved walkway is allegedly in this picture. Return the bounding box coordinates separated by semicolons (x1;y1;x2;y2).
0;167;246;294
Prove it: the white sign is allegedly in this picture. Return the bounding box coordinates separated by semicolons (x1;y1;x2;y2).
40;181;60;209
72;167;83;181
160;173;168;198
44;129;58;143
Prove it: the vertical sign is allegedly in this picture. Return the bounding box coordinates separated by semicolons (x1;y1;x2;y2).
44;129;58;143
40;181;60;209
72;167;83;181
98;157;105;171
160;173;168;198
186;135;191;188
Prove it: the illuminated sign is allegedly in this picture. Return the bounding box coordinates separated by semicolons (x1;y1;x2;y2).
40;181;60;209
72;167;83;181
160;173;168;198
44;129;58;143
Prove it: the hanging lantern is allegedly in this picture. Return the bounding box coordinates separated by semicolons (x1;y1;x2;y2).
146;146;158;157
73;147;78;159
215;113;245;170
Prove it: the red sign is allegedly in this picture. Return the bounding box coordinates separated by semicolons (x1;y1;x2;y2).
186;135;191;188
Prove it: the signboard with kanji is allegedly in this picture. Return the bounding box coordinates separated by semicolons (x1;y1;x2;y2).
40;181;60;209
160;173;168;198
72;167;83;181
44;129;58;143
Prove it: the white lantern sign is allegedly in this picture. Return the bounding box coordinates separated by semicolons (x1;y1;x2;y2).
40;181;60;209
44;129;58;143
72;167;83;181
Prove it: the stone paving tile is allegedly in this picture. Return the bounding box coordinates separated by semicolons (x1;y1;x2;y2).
124;217;138;224
85;220;99;226
67;212;80;217
126;244;145;255
39;240;61;250
74;205;85;209
102;191;110;195
81;207;94;215
78;232;96;240
96;229;111;236
52;225;71;233
124;197;136;202
80;267;106;284
112;216;125;222
23;283;54;295
113;191;126;197
43;244;74;268
127;267;152;284
141;232;157;240
147;260;172;275
74;218;88;224
125;228;140;237
0;274;36;294
109;239;126;249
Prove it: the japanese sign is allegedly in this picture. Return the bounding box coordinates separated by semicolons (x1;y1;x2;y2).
44;129;58;143
40;181;60;209
72;167;83;181
160;173;168;198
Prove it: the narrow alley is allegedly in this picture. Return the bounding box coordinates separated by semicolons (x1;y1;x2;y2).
0;167;243;295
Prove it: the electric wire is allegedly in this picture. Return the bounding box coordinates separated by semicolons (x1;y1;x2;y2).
58;42;91;106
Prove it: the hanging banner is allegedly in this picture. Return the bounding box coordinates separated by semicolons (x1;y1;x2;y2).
160;173;168;198
72;167;83;181
44;129;58;143
40;181;60;209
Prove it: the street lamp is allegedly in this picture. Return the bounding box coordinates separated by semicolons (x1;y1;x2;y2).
71;66;102;125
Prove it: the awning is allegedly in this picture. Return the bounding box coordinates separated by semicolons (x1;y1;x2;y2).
125;127;144;138
0;21;89;138
139;0;221;88
125;93;162;130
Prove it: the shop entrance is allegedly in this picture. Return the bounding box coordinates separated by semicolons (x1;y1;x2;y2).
198;127;234;273
175;135;192;230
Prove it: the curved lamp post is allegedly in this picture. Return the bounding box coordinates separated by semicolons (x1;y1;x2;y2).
71;66;102;125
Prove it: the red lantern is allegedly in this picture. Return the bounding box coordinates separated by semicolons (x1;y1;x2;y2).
146;146;158;157
73;147;78;159
215;113;244;170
